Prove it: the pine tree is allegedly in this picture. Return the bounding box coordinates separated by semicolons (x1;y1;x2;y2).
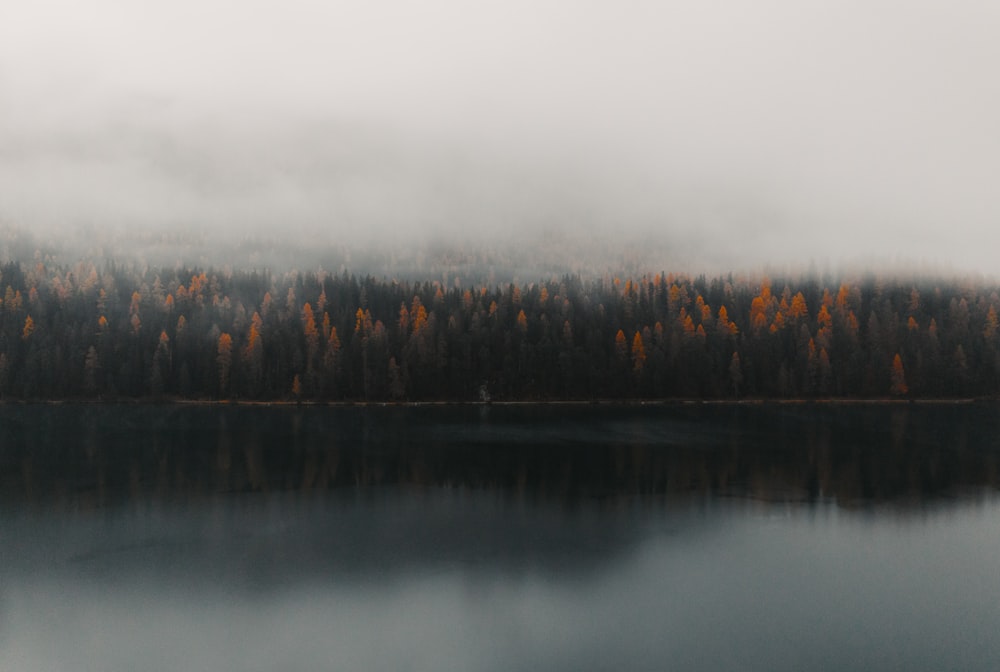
729;352;743;398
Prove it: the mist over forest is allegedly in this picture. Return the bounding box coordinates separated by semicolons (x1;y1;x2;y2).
0;222;684;285
3;0;1000;401
5;0;1000;277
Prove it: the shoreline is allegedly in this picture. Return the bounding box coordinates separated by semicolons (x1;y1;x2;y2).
0;397;984;407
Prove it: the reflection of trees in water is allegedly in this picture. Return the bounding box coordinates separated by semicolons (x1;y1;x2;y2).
1;404;998;512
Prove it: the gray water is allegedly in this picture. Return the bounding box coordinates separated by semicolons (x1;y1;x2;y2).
1;404;998;671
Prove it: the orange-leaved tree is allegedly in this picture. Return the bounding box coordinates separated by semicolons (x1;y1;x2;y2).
614;329;627;359
516;309;528;333
890;353;908;396
631;331;646;373
302;302;319;367
217;332;233;395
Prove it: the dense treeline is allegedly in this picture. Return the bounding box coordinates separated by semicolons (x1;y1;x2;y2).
1;257;999;400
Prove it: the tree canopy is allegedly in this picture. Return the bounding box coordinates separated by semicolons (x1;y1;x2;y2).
0;258;997;401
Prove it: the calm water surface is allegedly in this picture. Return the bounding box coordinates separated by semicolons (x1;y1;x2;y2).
1;403;998;671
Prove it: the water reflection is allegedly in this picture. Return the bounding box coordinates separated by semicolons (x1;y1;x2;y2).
1;403;998;511
2;404;1000;671
2;491;999;672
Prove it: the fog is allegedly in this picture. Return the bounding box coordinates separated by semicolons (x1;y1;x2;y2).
3;0;1000;273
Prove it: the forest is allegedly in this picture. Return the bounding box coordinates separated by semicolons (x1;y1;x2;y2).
1;256;998;401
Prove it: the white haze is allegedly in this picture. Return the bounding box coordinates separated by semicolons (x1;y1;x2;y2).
2;0;999;273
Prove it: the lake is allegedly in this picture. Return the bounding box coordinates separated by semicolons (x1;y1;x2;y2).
1;403;998;671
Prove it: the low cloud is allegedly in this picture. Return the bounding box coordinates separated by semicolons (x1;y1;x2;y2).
2;0;999;273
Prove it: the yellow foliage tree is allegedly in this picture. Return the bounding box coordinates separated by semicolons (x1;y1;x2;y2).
835;284;851;311
317;288;327;315
682;313;696;337
717;305;738;336
789;292;808;321
750;296;768;333
321;312;331;341
217;332;233;394
984;306;998;341
631;331;646;373
845;311;860;342
817;304;832;329
398;302;410;333
890;353;908;396
411;298;427;333
302;302;319;366
244;323;262;362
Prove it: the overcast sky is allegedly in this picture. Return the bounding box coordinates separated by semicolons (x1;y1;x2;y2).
2;0;999;272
